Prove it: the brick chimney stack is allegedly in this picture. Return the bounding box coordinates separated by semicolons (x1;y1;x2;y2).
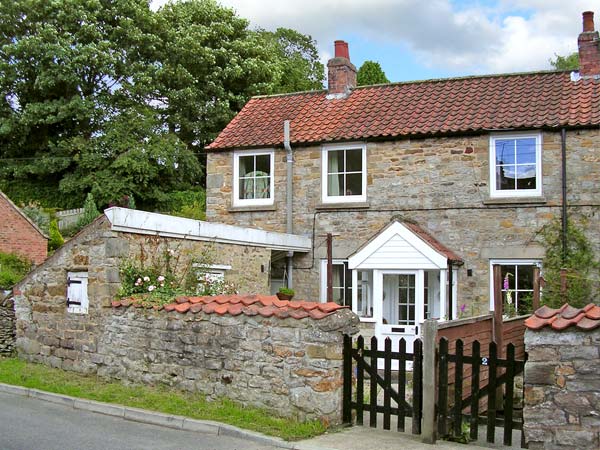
327;40;356;96
578;11;600;77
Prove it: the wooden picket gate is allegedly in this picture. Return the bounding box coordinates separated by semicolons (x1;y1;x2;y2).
342;335;423;434
343;332;526;447
438;338;526;447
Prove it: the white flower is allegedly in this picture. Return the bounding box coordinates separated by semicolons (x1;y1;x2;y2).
157;275;165;282
168;249;175;256
148;285;156;292
143;276;150;282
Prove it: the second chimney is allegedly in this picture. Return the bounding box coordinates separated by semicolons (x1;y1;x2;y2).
327;40;356;96
578;11;600;77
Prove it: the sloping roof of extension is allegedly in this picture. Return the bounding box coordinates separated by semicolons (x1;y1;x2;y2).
0;190;48;239
112;294;347;320
525;303;600;331
403;222;463;264
207;71;600;150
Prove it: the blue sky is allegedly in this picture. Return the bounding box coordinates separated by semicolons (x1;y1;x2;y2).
152;0;597;82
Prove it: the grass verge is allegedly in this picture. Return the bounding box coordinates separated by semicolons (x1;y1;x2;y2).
0;357;326;441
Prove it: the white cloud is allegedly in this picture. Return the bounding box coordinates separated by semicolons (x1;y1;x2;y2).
151;0;596;74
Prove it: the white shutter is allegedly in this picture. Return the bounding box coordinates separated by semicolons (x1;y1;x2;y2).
67;272;89;314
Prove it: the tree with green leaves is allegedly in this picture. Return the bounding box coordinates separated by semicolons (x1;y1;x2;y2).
259;28;325;93
0;0;321;211
540;218;599;308
77;192;100;228
549;52;579;70
357;60;390;86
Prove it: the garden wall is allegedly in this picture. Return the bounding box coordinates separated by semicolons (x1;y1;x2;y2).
523;305;600;450
0;295;15;355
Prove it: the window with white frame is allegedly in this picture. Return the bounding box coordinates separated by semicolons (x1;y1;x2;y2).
489;134;542;198
319;260;371;316
322;143;366;203
490;260;541;316
233;150;274;206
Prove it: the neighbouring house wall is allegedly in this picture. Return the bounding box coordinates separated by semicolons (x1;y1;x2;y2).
0;194;47;265
523;328;600;449
0;296;15;355
206;129;600;313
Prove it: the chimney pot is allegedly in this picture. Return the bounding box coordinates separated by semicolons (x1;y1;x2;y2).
583;11;594;32
334;40;350;60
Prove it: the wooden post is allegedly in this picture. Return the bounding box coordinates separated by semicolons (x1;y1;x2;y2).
342;334;352;423
421;320;438;444
560;268;567;304
327;233;333;302
492;265;504;410
532;266;541;311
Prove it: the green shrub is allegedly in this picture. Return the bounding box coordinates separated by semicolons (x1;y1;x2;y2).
48;220;64;251
20;202;50;235
0;252;32;289
158;189;206;220
77;193;100;228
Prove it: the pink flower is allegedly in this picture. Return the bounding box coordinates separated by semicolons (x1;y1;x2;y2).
157;275;165;282
503;275;509;291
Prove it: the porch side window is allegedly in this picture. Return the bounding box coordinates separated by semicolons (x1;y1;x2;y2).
489;134;542;198
319;260;372;317
321;143;366;203
233;149;274;207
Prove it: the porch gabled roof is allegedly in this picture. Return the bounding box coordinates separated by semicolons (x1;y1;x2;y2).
348;220;463;270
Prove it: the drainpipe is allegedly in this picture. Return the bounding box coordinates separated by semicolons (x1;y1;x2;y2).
561;128;568;265
284;120;294;289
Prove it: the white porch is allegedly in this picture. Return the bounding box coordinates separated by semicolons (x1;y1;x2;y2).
348;221;462;357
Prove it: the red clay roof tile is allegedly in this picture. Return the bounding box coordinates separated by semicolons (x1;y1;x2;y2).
525;303;600;331
207;72;600;150
113;294;347;320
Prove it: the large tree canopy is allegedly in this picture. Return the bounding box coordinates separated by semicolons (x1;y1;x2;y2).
0;0;322;209
550;52;579;70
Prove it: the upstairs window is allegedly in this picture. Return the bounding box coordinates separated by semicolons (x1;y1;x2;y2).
233;150;274;207
322;143;366;203
490;134;542;198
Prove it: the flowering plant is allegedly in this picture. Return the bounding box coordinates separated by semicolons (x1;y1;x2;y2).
503;273;517;318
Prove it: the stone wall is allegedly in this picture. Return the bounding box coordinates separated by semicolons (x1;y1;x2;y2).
523;328;600;449
0;295;15;355
206;129;600;313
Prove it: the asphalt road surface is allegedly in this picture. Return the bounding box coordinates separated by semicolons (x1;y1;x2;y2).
0;391;279;450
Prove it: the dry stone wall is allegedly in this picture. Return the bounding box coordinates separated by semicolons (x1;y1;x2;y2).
0;296;15;355
523;328;600;449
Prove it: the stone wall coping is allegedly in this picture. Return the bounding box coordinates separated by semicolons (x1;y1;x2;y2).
104;207;311;252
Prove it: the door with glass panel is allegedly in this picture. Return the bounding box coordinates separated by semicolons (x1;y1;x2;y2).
377;271;424;369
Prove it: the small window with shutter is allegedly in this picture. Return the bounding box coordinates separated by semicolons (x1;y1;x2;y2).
67;272;89;314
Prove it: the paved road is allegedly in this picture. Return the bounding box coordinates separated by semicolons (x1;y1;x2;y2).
0;391;278;450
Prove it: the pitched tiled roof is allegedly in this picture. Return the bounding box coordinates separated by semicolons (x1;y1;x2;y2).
207;71;600;150
112;294;347;320
524;303;600;331
403;222;463;264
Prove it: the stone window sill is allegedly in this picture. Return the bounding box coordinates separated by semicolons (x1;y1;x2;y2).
483;196;547;206
227;205;277;213
316;202;370;210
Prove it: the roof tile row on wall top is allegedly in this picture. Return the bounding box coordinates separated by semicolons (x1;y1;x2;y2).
111;294;347;320
524;303;600;331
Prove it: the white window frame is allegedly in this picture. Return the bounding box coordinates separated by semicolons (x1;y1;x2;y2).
489;132;542;198
321;142;367;203
233;149;275;207
488;259;541;312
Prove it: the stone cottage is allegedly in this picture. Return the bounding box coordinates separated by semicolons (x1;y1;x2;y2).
0;190;48;265
204;11;600;352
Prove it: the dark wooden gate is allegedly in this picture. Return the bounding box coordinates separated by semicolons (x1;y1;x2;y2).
437;338;526;447
342;335;423;434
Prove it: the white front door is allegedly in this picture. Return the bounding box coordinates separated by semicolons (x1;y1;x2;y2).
375;270;424;369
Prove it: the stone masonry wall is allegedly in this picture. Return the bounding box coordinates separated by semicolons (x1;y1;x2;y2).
0;193;47;265
95;307;358;422
0;296;15;355
523;328;600;449
206;129;600;313
14;216;270;371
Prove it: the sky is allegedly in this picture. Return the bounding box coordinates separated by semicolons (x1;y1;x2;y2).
151;0;597;82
